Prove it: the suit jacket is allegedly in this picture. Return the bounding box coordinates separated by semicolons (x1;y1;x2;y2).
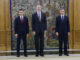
14;16;29;34
55;15;70;34
32;12;47;33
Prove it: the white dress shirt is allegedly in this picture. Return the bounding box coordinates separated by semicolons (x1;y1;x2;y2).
37;11;41;20
20;16;24;20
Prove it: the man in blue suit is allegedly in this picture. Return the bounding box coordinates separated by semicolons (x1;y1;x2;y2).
14;9;29;57
32;5;47;57
55;9;70;56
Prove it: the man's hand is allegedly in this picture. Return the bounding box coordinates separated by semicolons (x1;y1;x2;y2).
26;34;29;38
68;32;70;36
56;32;59;36
44;30;47;34
44;30;47;37
15;34;18;38
33;31;36;35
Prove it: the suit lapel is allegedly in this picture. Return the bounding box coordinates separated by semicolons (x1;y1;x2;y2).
41;12;43;21
60;16;62;22
36;12;40;22
64;16;65;20
18;16;21;24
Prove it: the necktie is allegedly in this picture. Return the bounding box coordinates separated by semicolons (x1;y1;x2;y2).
38;13;41;22
62;16;64;20
21;16;23;24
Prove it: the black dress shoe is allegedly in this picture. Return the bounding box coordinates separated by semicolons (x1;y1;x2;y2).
36;54;39;57
17;55;20;57
64;54;69;56
40;54;44;57
24;55;28;57
59;54;62;56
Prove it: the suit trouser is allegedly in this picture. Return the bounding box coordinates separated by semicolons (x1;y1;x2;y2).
59;33;68;55
34;31;44;55
17;34;27;55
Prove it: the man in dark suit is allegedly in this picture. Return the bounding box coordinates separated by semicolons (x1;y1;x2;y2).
14;9;29;57
32;5;47;57
55;9;70;56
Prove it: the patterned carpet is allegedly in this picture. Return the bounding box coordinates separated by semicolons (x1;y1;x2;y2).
0;54;80;60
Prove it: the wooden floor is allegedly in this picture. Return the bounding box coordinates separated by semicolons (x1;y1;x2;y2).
0;54;80;60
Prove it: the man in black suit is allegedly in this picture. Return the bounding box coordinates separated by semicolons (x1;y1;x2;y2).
32;5;47;57
14;9;29;57
55;9;70;56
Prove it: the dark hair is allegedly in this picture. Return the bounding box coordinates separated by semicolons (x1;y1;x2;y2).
60;8;65;11
19;8;24;11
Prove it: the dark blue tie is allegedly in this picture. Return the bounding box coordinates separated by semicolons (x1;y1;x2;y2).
62;16;64;21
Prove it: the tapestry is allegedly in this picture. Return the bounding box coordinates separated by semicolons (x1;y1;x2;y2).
11;0;68;50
